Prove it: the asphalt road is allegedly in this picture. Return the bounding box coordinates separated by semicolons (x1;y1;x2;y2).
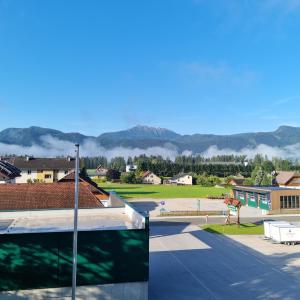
149;222;300;300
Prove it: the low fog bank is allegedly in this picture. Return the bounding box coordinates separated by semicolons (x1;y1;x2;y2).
1;135;300;160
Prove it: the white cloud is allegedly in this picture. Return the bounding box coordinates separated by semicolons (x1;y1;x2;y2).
201;143;300;159
0;135;181;161
2;135;300;161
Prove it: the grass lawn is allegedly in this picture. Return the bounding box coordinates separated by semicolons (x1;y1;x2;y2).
96;181;231;199
202;223;263;235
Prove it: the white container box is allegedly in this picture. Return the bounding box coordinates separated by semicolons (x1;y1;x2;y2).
264;221;290;239
271;224;300;243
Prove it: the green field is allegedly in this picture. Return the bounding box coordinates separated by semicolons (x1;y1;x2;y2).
202;223;263;235
96;181;231;199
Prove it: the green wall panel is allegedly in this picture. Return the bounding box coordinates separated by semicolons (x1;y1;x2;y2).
247;193;257;208
0;229;149;292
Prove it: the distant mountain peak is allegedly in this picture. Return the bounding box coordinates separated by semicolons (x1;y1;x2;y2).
2;124;300;155
99;125;180;141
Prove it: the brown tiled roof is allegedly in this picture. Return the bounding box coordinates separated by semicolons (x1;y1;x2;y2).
141;171;152;178
7;157;75;170
59;171;109;198
0;182;104;211
276;171;299;185
230;178;245;185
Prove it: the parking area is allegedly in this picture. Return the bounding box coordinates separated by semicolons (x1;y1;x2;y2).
149;222;300;300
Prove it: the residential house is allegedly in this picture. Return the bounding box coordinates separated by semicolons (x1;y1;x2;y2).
87;166;108;179
0;160;21;184
166;173;193;185
276;171;300;188
96;165;109;176
229;178;245;186
6;156;75;183
59;171;110;205
141;171;161;185
126;164;137;173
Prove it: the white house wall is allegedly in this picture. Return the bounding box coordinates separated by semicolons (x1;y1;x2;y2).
15;170;38;183
15;169;72;183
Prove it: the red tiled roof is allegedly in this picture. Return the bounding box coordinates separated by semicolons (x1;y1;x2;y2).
59;171;109;197
0;182;104;211
141;171;152;178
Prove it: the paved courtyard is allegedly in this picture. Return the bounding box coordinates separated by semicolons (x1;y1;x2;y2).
149;222;300;300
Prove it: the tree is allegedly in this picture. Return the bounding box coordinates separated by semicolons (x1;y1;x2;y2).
261;174;271;186
243;177;254;186
262;160;275;174
120;172;136;184
254;167;264;186
106;169;121;181
109;157;126;172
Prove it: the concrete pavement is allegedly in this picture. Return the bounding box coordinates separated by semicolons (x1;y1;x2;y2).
130;198;271;218
149;222;300;300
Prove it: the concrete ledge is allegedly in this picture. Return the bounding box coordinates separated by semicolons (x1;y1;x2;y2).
0;282;148;300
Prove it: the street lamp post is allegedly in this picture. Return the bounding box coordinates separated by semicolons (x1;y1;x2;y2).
72;144;80;300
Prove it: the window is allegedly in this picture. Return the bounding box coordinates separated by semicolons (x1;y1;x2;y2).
292;196;296;209
45;174;52;179
27;170;31;175
280;196;284;209
280;195;300;209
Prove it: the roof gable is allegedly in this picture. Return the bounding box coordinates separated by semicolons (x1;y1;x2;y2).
276;171;299;185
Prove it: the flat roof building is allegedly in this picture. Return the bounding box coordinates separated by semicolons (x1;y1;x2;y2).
0;202;149;299
233;185;300;214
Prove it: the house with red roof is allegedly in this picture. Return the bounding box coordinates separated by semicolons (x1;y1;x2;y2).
140;171;161;185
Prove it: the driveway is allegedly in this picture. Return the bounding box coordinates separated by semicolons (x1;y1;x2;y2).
149;222;300;300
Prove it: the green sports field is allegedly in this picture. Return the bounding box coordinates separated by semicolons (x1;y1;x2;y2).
97;182;231;199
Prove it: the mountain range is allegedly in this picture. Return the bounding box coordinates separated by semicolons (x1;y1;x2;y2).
1;125;300;154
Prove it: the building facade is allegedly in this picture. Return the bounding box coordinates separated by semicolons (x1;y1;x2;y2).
0;205;149;299
7;157;75;183
233;185;300;214
166;173;193;185
141;171;161;185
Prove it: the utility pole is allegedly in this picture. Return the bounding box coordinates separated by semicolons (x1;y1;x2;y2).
72;144;80;300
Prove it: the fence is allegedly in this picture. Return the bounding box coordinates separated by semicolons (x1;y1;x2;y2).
160;210;223;217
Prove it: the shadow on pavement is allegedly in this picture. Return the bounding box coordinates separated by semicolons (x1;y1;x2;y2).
149;221;300;300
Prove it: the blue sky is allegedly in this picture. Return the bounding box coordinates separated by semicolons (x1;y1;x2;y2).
1;0;300;136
